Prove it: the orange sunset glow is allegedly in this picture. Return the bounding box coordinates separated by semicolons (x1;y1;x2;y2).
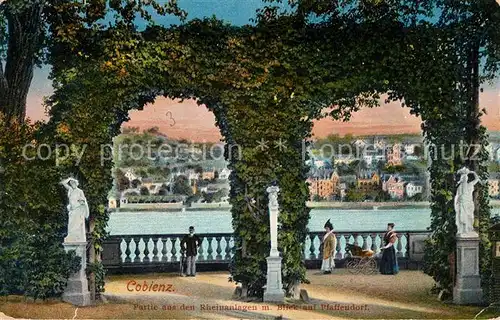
27;90;500;142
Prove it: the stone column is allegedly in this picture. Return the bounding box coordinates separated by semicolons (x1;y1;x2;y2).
263;185;285;302
62;241;91;306
453;235;483;305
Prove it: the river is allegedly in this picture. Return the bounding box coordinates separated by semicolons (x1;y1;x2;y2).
107;207;500;235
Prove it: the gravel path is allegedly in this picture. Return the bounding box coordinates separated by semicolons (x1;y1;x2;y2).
102;270;483;319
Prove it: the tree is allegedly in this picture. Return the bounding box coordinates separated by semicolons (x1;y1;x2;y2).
114;168;130;191
131;179;141;189
384;164;405;174
139;186;150;196
122;127;140;134
194;165;203;175
186;193;201;205
348;160;361;174
312;194;323;202
212;189;226;203
145;126;160;134
376;160;386;172
0;0;185;124
137;169;148;178
173;175;193;196
162;166;171;179
375;190;391;202
345;189;365;202
414;145;423;157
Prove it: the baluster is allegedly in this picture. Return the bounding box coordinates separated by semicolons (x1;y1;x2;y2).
215;236;223;260
124;237;132;263
362;235;369;250
335;235;342;259
338;234;347;259
152;238;159;262
119;238;126;263
224;236;231;260
207;237;214;260
396;234;403;258
161;238;168;262
171;238;178;262
198;237;205;261
143;238;151;263
353;233;359;246
349;233;354;246
309;234;316;260
139;238;147;262
405;233;410;258
134;238;141;263
377;233;384;253
228;237;235;259
370;234;377;252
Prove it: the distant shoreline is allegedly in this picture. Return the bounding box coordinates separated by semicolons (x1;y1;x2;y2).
110;200;500;212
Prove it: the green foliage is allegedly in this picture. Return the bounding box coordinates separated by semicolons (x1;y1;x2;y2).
488;162;500;173
345;188;365;202
139;186;150;195
312;194;324;201
173;175;193;196
39;0;499;302
131;179;141;188
0;118;80;299
202;188;227;203
86;262;106;294
114;168;130;191
384;164;406;174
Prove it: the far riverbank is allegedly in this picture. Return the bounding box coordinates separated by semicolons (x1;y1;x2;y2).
111;200;500;212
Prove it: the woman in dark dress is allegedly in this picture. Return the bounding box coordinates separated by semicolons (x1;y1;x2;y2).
379;223;399;275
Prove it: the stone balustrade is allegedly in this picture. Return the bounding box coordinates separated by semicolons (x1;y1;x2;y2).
101;230;430;273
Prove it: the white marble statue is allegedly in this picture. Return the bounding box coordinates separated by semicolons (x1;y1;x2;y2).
454;167;480;237
61;177;89;243
267;185;280;209
266;185;280;257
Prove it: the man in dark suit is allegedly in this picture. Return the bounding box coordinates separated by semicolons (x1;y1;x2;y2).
180;226;201;277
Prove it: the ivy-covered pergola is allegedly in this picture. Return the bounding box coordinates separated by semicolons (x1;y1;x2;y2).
9;0;496;301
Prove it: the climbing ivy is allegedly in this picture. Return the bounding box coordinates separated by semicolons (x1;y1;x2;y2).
0;116;81;299
41;0;499;301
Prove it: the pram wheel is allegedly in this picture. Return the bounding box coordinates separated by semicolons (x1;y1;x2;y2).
346;259;361;274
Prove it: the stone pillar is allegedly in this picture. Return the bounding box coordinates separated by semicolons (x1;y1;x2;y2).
62;241;91;306
264;185;285;302
264;256;285;302
453;235;483;305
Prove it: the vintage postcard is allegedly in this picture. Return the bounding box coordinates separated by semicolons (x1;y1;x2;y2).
1;0;500;319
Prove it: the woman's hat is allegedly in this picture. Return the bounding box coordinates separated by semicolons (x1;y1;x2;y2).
324;219;333;230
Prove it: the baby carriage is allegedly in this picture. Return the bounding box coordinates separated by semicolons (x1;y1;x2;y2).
344;243;377;274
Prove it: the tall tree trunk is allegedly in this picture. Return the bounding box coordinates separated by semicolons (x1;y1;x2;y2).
88;217;96;302
0;2;44;123
465;43;481;224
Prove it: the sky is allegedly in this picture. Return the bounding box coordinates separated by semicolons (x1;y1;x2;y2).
27;0;500;142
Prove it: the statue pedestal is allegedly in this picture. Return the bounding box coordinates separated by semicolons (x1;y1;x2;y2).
453;235;483;305
263;256;285;302
263;184;284;302
62;241;91;306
